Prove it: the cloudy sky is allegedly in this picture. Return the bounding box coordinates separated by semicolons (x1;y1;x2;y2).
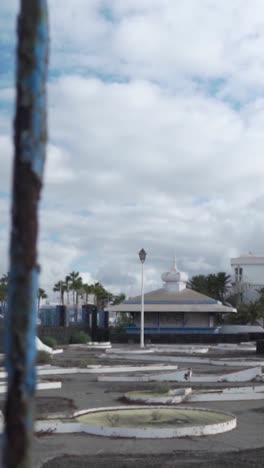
1;0;264;298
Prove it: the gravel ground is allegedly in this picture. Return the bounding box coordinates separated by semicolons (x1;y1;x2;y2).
1;345;264;468
0;396;76;419
42;448;264;468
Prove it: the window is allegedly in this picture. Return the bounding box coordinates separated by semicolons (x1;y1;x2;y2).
235;267;243;282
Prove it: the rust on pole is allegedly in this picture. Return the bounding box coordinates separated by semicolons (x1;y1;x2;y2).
3;1;49;467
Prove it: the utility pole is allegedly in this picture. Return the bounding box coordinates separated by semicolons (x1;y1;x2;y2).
3;1;49;466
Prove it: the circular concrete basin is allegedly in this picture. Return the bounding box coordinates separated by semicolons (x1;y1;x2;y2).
74;406;236;438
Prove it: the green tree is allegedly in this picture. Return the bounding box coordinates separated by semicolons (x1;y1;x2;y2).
115;312;133;331
111;293;126;305
228;301;264;325
81;283;93;304
91;282;113;310
53;280;67;305
65;275;71;305
68;271;83;321
257;287;264;304
0;274;8;315
227;286;264;325
187;275;209;296
37;287;47;312
188;272;231;301
69;271;83;305
214;272;232;301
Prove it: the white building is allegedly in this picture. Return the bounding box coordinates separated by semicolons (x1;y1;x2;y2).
112;259;236;334
230;254;264;303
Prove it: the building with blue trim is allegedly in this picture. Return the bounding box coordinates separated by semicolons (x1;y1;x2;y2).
112;259;236;334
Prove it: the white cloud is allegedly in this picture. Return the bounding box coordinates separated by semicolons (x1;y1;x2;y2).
42;1;264;99
1;1;264;298
45;144;76;184
0;135;12;192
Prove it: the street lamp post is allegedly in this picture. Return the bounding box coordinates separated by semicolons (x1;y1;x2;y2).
138;248;147;348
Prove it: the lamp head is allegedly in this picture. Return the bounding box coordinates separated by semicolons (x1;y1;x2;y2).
138;248;147;264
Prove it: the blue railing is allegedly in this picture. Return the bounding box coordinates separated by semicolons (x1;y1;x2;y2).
126;326;218;334
124;299;217;305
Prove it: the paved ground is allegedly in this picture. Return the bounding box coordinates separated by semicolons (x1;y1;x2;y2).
42;449;264;468
2;345;264;467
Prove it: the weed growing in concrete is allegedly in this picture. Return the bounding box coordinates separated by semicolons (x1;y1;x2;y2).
151;410;161;421
106;412;120;426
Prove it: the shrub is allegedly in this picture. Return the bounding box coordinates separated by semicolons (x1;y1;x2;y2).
115;313;133;332
41;336;57;349
36;350;52;365
154;383;171;394
109;327;127;343
69;331;90;344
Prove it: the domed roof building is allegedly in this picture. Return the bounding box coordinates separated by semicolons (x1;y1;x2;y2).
112;258;236;336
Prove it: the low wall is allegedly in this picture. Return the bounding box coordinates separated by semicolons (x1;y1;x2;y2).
0;326;262;351
256;339;264;355
110;330;264;344
0;327;3;353
0;325;109;351
38;326;109;344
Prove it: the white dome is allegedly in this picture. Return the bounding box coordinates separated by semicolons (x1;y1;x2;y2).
161;270;188;283
161;258;188;292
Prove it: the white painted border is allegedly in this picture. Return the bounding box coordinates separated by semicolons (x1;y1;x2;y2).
0;381;61;394
188;391;264;402
35;406;236;439
97;370;184;382
69;343;112;349
97;366;262;383
125;385;264;404
105;348;155;354
102;353;264;368
148;346;209;354
0;367;109;378
87;364;178;374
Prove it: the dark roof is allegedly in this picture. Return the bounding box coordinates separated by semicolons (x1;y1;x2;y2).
124;287;218;305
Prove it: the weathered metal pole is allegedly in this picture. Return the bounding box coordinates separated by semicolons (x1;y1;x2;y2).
138;249;147;348
140;261;145;348
3;1;49;467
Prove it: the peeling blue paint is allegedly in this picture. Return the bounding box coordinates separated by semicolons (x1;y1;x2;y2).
4;267;38;392
3;1;49;465
20;1;49;179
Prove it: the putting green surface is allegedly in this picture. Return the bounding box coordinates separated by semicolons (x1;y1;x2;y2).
77;408;231;428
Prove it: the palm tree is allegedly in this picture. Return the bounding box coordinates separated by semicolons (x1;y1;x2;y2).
188;272;231;302
187;275;210;296
37;287;47;312
82;283;93;304
228;301;264;325
65;275;71;305
0;274;8;315
53;280;66;305
68;271;80;302
68;271;83;321
92;282;113;310
214;272;231;301
0;274;8;284
73;277;83;313
111;293;126;305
